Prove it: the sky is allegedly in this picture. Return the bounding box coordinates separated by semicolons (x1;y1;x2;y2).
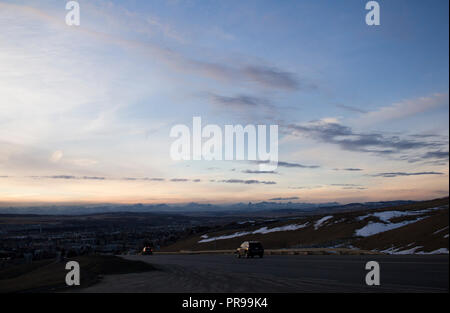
0;0;448;206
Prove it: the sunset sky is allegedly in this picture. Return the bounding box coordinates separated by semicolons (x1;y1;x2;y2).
0;0;448;205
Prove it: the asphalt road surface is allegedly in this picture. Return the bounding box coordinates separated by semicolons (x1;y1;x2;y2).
81;254;449;293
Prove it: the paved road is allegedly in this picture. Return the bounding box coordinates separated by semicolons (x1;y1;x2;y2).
81;254;449;293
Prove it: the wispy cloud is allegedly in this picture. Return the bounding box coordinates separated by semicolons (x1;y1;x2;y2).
242;170;278;174
336;104;368;114
209;93;269;108
187;60;302;90
288;185;323;190
254;160;320;169
30;175;106;180
122;177;165;181
278;161;320;168
269;196;300;201
219;179;276;185
0;2;304;93
371;172;444;178
333;168;364;171
10;175;283;187
170;178;190;182
422;150;449;160
330;184;363;187
287;120;445;156
402;150;449;165
329;184;367;190
242;66;300;90
341;187;367;190
356;93;449;125
81;176;106;180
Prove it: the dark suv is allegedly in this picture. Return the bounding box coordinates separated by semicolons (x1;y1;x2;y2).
236;241;264;258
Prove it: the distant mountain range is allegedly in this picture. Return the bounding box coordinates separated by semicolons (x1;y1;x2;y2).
0;200;417;216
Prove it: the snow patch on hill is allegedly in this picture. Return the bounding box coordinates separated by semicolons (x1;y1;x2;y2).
418;248;449;254
355;217;425;237
314;216;333;230
198;223;309;243
199;231;252;243
358;207;443;222
381;246;449;255
433;226;449;235
253;223;309;234
355;207;446;237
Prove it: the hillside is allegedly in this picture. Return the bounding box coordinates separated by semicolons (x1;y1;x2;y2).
0;255;155;293
162;197;449;254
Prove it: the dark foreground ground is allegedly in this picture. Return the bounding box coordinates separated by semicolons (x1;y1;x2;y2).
79;254;449;293
0;255;154;293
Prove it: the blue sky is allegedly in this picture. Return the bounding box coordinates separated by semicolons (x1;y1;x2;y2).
0;0;448;205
